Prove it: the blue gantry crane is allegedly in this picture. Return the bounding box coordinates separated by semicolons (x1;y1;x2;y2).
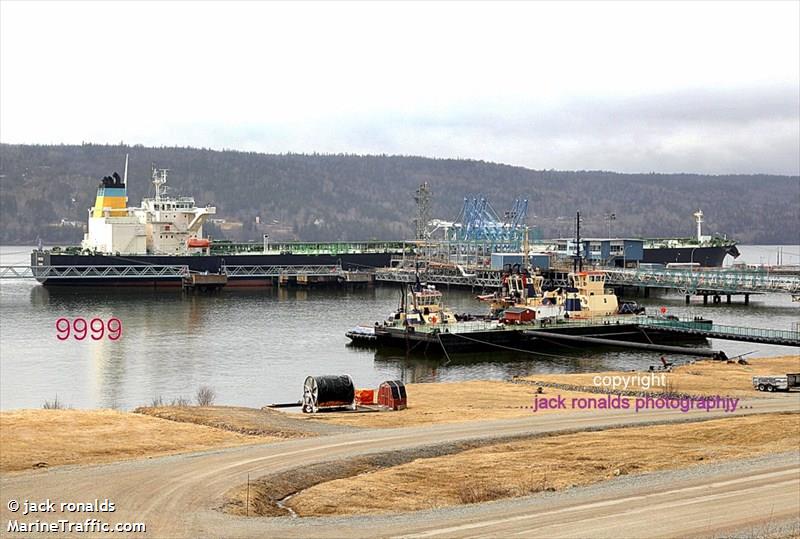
454;194;529;251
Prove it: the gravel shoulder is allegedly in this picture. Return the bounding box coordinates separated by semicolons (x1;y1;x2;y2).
136;405;357;437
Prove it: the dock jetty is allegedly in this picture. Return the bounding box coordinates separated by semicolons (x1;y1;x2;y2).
361;315;800;355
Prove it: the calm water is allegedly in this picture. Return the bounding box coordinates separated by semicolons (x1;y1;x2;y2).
1;245;797;410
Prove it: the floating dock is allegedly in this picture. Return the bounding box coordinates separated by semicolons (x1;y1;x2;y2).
182;272;228;292
355;315;800;355
363;316;694;355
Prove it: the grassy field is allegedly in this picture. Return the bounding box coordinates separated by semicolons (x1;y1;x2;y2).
297;355;799;428
287;412;800;517
3;356;796;473
0;409;274;473
295;380;610;428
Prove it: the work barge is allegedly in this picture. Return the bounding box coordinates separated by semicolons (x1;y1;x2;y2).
351;315;800;355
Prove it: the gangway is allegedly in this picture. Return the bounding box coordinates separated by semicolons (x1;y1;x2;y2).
0;264;345;283
639;318;800;347
375;268;501;288
603;267;800;295
223;264;342;278
0;265;189;280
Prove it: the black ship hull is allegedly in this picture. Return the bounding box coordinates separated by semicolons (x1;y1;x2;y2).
32;252;393;287
642;244;739;267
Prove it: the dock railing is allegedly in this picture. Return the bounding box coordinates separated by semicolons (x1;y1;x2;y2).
640;318;800;343
603;267;800;294
0;265;190;279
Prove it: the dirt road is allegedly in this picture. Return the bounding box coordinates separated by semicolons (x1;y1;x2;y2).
2;398;798;538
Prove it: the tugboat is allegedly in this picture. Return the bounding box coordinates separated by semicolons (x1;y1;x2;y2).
387;282;458;326
479;266;643;322
477;268;564;323
346;281;457;344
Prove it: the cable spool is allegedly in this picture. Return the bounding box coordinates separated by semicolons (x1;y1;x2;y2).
302;374;355;413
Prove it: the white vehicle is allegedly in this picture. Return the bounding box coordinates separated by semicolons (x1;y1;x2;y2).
752;374;800;392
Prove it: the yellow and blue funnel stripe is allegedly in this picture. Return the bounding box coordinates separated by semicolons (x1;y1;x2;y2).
92;186;127;217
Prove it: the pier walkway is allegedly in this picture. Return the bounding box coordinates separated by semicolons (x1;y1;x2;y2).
375;268;501;287
0;264;189;279
638;318;800;347
376;266;800;303
604;267;800;295
0;264;346;280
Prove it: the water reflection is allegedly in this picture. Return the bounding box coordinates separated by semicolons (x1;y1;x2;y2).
0;266;796;410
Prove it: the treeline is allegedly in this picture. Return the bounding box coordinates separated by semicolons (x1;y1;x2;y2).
0;143;797;244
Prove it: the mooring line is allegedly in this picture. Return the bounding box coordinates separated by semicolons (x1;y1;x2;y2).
448;331;595;361
437;332;453;365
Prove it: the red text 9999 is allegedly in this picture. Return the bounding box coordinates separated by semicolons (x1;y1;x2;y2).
55;317;122;341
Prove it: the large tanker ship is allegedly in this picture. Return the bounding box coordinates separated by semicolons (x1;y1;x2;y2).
640;210;739;267
31;160;396;286
29;161;737;287
641;241;739;267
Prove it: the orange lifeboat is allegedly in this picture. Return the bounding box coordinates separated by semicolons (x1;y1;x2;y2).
187;238;211;248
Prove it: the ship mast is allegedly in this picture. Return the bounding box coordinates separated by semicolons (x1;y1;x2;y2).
123;154;129;186
151;166;169;202
693;210;704;242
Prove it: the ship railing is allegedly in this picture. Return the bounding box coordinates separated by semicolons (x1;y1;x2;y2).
210;240;412;256
410;315;645;335
409;320;509;334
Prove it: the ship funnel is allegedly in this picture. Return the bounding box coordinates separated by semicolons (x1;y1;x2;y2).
91;158;129;218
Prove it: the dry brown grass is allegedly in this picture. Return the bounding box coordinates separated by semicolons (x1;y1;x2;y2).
0;409;274;473
295;380;608;428
523;355;800;397
223;442;491;517
287;412;800;516
295;355;799;429
136;405;316;438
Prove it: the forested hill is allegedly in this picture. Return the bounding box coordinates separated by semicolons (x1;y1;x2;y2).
1;143;797;245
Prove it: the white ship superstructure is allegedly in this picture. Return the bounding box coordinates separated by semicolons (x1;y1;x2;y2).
81;158;216;255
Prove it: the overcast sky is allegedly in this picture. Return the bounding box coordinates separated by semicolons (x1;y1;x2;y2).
1;1;798;175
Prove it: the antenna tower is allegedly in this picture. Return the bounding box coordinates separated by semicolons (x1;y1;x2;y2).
413;182;431;240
